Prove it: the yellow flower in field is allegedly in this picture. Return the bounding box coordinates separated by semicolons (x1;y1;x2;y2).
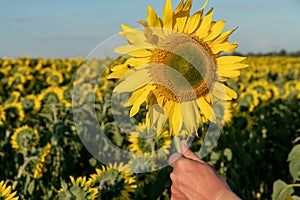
21;94;41;113
7;73;26;91
128;154;155;185
11;125;40;151
0;106;6;126
38;86;64;105
109;0;248;136
4;102;25;122
45;70;64;86
239;90;260;112
87;163;136;200
58;176;98;200
128;123;171;157
247;80;272;101
33;143;51;179
212;102;233;125
0;180;19;200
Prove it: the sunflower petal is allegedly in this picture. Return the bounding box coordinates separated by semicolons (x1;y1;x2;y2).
218;69;241;78
181;100;200;133
107;68;129;79
204;20;226;42
147;6;162;28
197;97;216;123
210;28;237;45
129;85;154;117
195;8;214;39
211;41;238;54
184;10;203;34
119;29;149;46
114;69;151;93
169;102;182;135
162;0;173;30
213;82;237;100
217;56;246;65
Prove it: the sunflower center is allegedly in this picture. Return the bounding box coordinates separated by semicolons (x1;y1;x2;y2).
150;34;217;102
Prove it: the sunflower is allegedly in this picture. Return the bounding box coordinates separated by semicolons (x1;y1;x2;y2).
45;70;64;86
57;176;98;200
11;125;40;151
0;180;19;200
21;94;41;113
238;90;260;112
33;143;51;179
127;154;156;185
0;106;6;126
87;163;136;200
212;101;233;126
4;102;25;123
38;86;64;105
6;73;26;91
109;0;247;136
128;123;171;157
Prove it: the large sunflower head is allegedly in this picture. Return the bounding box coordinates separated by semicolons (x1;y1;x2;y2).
109;0;248;137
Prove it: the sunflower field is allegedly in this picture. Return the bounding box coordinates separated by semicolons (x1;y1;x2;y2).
0;55;299;200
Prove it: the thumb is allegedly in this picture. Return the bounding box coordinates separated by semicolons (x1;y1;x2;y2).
180;140;205;164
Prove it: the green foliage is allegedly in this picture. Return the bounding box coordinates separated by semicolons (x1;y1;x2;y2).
0;56;300;199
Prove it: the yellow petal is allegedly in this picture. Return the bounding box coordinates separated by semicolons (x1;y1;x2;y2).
219;63;249;71
211;41;238;54
125;57;150;66
217;56;246;65
162;0;173;30
147;6;162;28
119;29;150;46
6;191;18;200
174;16;188;32
197;97;216;123
169;102;182;135
210;28;237;45
129;85;155;117
114;45;154;56
213;82;237;100
204;20;226;42
107;68;129;79
184;10;203;34
195;8;214;39
2;186;11;196
218;69;241;78
113;69;151;93
181;100;200;134
173;0;184;16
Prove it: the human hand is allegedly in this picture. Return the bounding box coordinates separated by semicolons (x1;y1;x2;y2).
169;140;240;200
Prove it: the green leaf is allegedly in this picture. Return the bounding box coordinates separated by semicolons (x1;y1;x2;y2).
287;145;300;182
28;180;35;195
272;180;294;200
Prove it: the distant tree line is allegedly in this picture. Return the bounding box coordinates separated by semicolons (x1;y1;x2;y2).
232;49;300;57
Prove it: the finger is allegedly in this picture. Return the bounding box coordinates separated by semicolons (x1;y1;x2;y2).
169;153;182;167
180;140;205;164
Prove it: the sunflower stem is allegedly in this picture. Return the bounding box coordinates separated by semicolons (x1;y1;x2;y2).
174;136;181;153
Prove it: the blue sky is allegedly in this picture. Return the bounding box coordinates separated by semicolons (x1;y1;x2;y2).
0;0;299;58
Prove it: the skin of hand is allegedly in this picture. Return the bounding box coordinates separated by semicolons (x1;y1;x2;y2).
169;140;241;200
